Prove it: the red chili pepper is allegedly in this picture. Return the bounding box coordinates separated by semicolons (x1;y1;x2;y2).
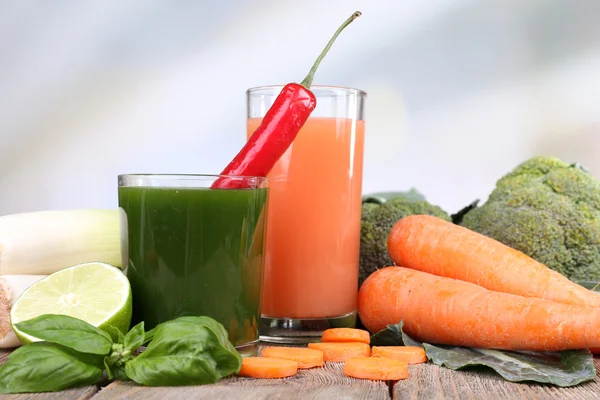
211;11;361;189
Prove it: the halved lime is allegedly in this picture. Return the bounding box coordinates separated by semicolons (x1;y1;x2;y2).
11;262;132;343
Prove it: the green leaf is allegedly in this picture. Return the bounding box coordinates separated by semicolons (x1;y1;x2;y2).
0;342;104;394
370;321;421;348
104;324;126;344
143;327;157;344
143;316;230;346
125;317;242;386
371;322;596;387
425;345;595;387
15;314;113;355
104;357;130;381
145;316;239;357
124;322;145;352
450;199;479;224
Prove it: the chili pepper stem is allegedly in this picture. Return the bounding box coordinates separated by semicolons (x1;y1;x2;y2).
300;11;362;89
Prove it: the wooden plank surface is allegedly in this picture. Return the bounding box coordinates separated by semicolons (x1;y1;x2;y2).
0;387;98;400
393;358;600;400
93;360;391;400
2;348;600;399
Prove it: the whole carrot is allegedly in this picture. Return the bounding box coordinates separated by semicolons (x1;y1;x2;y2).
387;215;600;308
358;266;600;352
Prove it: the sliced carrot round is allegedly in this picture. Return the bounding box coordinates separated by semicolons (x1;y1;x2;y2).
307;342;370;362
343;357;409;381
238;357;298;379
371;346;427;364
261;347;324;369
321;328;371;344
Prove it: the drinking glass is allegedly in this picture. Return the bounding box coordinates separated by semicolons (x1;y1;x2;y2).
247;85;366;343
118;174;268;356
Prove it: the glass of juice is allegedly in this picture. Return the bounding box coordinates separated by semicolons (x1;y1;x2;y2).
247;85;366;343
118;174;268;356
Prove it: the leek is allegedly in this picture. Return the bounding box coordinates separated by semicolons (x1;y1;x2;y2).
0;275;46;348
0;209;128;275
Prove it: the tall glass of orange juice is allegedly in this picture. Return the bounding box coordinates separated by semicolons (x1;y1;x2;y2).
246;85;366;343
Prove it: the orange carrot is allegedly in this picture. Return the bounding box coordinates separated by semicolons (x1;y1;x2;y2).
358;266;600;352
261;347;324;369
387;215;600;308
343;357;409;381
371;346;426;364
321;328;370;344
307;342;371;362
238;357;298;379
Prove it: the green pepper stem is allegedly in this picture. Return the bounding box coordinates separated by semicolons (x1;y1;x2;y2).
300;11;362;89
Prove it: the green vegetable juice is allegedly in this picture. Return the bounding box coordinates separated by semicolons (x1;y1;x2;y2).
118;185;268;352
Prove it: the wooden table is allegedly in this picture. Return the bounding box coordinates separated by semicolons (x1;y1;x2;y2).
1;347;600;399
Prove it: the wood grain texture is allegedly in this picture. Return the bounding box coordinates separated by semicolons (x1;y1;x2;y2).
3;347;600;399
393;358;600;400
93;361;390;400
0;386;98;400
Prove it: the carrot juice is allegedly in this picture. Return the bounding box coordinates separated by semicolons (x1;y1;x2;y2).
247;116;365;319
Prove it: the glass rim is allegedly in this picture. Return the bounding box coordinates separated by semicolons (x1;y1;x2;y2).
118;174;268;188
247;84;367;97
118;173;267;180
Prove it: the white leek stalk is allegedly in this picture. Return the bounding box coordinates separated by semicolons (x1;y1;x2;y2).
0;209;128;275
0;275;46;348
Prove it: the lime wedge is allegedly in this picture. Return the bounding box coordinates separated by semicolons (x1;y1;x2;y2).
11;262;132;344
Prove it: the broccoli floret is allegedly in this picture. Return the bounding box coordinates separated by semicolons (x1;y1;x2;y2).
462;155;600;282
359;197;450;287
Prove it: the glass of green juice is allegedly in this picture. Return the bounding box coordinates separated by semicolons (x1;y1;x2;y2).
117;174;268;357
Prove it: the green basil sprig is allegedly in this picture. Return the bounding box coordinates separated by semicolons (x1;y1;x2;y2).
0;314;242;394
125;316;242;386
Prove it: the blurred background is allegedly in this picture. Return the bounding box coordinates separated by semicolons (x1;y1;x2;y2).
1;0;599;216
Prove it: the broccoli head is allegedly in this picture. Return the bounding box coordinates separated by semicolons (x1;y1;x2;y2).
462;155;600;282
359;196;450;287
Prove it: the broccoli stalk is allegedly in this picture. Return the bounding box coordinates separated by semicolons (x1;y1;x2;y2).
461;156;600;282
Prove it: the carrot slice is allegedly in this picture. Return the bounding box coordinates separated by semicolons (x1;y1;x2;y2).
371;346;427;364
261;347;324;369
307;342;370;362
321;328;370;344
344;357;409;380
238;357;298;379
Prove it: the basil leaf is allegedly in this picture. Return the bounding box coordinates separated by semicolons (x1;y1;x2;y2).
124;322;145;352
142;316;228;346
143;327;157;344
125;317;242;386
15;314;113;355
104;357;130;381
146;316;231;344
172;316;230;342
104;324;126;344
371;322;596;387
0;342;103;394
